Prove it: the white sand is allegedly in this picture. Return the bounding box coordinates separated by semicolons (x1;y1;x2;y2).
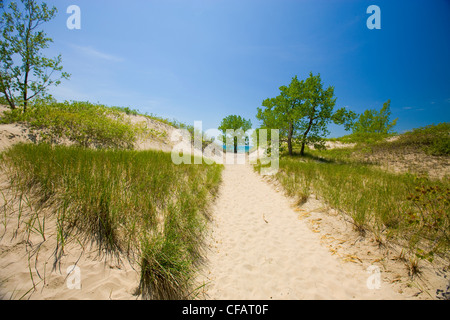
197;160;413;300
0;104;35;152
0;186;139;300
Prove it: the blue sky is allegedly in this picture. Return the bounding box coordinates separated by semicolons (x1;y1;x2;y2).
24;0;450;137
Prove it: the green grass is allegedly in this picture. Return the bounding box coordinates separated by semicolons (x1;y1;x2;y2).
0;101;151;149
1;143;223;299
255;151;450;270
328;131;395;144
328;123;450;156
376;122;450;156
107;105;195;134
0;99;218;151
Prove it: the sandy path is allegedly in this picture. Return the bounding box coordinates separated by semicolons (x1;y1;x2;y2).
197;160;406;300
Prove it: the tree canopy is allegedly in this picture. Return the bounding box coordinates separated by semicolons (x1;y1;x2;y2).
352;99;397;135
218;115;252;153
257;72;356;155
0;0;70;112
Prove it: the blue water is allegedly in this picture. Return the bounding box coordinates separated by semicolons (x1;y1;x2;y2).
222;145;253;153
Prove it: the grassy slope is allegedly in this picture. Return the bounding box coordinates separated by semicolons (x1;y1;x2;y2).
327;122;449;157
0;102;223;299
256;124;450;271
0;101;149;149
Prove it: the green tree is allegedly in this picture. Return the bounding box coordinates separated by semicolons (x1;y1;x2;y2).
257;72;356;156
0;0;70;112
257;75;304;155
218;115;252;153
352;100;397;135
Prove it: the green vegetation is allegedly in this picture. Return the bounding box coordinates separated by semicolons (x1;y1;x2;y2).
256;73;356;156
0;0;70;111
0;100;149;149
327;131;395;144
352;100;397;136
325;100;398;144
0;0;223;298
109;105;196;136
376;122;450;156
1;143;223;299
327;122;450;158
253;74;449;273
0;97;224;299
218;114;252;153
255;129;450;272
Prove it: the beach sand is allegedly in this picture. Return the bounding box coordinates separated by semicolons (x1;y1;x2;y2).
196;159;420;300
0;184;139;300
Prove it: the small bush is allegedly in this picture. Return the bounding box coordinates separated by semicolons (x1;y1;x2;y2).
110;106;140;116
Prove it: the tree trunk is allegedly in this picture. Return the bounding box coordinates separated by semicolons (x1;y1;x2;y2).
287;121;294;155
23;60;30;113
23;15;32;114
300;117;314;156
23;88;28;113
3;92;16;109
6;97;16;110
300;142;306;156
0;74;16;109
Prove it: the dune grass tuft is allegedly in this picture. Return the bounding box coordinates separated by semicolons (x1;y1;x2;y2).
1;143;223;299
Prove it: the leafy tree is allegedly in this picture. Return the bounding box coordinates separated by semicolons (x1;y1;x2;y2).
218;115;252;153
257;72;356;156
352;99;397;135
257;75;304;155
0;0;70;112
